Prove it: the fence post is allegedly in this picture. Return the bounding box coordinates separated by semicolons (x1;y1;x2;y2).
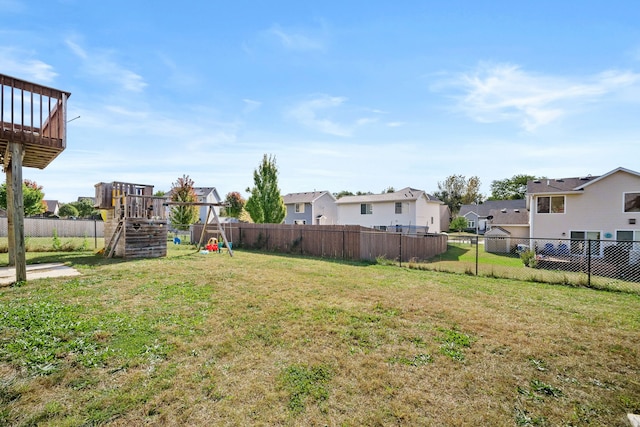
587;239;592;287
475;235;479;276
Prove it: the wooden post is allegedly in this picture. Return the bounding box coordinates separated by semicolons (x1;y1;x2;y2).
8;142;26;282
6;165;15;266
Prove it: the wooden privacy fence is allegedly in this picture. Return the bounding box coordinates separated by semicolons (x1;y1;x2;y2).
191;223;448;262
0;217;104;238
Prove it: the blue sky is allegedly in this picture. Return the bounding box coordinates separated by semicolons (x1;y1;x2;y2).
2;0;640;203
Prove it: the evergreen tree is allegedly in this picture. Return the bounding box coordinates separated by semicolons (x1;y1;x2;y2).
169;175;198;230
245;154;286;224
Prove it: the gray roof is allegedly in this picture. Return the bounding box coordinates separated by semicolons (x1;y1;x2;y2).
459;199;526;217
526;176;598;194
335;187;440;204
282;191;333;204
193;187;218;197
487;208;529;225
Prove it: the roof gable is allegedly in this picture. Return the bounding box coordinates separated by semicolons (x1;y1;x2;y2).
282;191;334;204
527;167;640;195
574;167;640;190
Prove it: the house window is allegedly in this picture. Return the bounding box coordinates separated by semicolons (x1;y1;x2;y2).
360;203;373;215
624;192;640;212
570;231;601;256
295;203;305;213
395;202;402;214
294;220;306;225
467;220;475;229
617;230;640;250
537;196;565;214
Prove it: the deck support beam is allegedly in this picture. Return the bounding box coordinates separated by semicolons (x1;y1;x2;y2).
5;142;26;282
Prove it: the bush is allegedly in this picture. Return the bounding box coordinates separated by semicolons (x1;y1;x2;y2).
520;250;537;268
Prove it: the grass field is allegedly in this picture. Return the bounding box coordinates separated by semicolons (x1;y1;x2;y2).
1;246;639;426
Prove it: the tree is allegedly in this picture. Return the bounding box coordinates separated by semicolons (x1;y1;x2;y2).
450;216;469;232
169;175;198;230
0;179;47;216
489;174;543;200
334;190;355;199
58;203;79;218
69;198;98;218
244;154;286;224
223;191;245;218
154;190;166;197
433;175;482;216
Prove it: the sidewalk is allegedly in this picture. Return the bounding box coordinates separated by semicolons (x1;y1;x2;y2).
0;263;81;285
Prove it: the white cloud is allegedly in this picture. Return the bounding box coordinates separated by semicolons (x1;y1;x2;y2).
243;98;262;113
386;121;406;127
65;39;147;92
443;63;640;131
268;24;326;52
0;47;57;83
287;95;352;136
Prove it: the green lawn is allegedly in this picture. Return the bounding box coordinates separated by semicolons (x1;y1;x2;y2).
0;246;639;426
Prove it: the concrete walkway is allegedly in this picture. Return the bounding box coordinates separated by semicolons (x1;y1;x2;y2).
0;263;81;285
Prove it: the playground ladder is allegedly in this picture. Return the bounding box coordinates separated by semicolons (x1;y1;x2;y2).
105;219;124;258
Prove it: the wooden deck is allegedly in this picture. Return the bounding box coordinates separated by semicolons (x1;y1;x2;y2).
0;73;70;169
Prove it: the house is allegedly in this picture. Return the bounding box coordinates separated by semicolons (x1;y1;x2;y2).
335;187;445;233
526;167;640;257
165;187;223;223
43;200;60;217
193;187;223;223
459;199;526;234
282;191;337;225
483;207;530;253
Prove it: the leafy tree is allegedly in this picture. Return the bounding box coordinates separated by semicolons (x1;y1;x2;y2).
0;179;47;216
169;175;198;230
489;174;543;200
58;203;79;218
238;208;253;223
154;190;166;197
245;154;286;224
449;216;469;232
223;191;245;218
69;198;98;218
334;190;355;199
383;186;395;193
433;175;482;216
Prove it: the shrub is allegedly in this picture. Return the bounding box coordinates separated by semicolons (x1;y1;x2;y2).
520;250;537;268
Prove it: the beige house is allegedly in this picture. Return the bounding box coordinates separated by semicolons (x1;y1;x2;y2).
483;207;530;253
526;167;640;256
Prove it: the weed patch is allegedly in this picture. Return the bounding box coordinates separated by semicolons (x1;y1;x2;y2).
387;353;433;366
435;326;473;362
278;363;332;414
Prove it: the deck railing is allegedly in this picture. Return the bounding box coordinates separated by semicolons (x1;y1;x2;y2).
0;73;69;143
114;195;167;220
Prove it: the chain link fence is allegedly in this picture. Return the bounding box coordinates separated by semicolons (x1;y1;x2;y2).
419;235;640;295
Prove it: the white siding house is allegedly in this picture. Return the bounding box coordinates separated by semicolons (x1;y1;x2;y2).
282;191;337;225
335;187;443;233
